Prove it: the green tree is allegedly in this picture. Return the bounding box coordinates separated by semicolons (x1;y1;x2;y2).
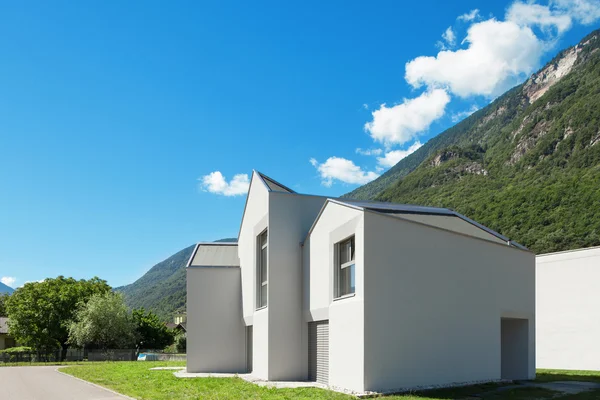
5;276;110;360
0;293;8;317
132;308;174;351
68;292;136;349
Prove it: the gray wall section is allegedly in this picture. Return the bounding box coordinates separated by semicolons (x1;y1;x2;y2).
186;266;246;373
536;247;600;370
267;192;327;381
363;211;535;392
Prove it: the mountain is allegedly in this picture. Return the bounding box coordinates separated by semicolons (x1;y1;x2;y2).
0;282;14;294
347;29;600;255
116;238;237;321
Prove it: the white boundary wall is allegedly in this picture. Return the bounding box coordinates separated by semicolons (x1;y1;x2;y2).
536;246;600;371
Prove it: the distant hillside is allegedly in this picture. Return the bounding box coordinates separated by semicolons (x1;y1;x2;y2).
116;238;237;321
348;29;600;255
0;282;14;294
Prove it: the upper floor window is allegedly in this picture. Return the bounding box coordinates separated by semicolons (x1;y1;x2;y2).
257;229;268;309
335;236;355;298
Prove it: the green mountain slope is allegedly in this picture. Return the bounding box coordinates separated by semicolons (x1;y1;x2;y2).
116;238;237;321
0;282;14;294
349;29;600;255
116;245;195;321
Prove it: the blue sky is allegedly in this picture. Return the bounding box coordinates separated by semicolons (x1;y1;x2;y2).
0;0;598;289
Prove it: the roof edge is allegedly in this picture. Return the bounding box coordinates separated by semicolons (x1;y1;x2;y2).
255;170;296;194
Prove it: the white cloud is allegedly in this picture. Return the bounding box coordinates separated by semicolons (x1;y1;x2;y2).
310;157;379;187
377;141;423;168
1;276;16;287
458;9;480;22
356;148;383;156
451;104;480;122
364;89;451;146
442;27;456;46
554;0;600;25
507;2;572;33
406;19;543;98
199;171;250;196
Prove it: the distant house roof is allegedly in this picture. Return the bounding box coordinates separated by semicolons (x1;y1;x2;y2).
306;198;528;251
0;318;9;334
165;322;178;330
186;242;240;268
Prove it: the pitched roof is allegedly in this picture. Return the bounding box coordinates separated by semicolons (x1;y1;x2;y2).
0;317;9;334
307;199;528;251
186;242;240;268
255;171;296;193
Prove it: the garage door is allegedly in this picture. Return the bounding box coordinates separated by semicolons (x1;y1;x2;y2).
308;320;329;385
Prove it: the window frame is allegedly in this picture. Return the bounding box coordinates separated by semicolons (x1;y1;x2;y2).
334;235;356;300
256;229;268;309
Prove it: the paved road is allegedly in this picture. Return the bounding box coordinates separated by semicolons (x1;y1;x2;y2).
0;366;129;400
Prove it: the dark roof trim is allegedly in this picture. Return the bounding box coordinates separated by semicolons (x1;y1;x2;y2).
256;171;296;194
302;198;528;251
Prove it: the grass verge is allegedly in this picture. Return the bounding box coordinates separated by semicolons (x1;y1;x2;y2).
60;363;600;400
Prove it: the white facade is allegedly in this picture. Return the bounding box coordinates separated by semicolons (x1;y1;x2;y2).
536;246;600;371
187;171;535;392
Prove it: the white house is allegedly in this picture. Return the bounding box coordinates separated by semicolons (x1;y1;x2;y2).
536;246;600;371
187;171;536;393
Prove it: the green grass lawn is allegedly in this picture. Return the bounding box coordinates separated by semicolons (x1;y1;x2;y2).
59;362;600;400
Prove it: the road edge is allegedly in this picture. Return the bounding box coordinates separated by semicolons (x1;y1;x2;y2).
55;366;138;400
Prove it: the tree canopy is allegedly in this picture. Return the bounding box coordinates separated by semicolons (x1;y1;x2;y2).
5;276;110;357
132;308;174;350
0;293;8;317
68;292;136;349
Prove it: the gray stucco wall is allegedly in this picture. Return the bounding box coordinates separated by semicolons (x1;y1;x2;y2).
267;192;327;381
304;202;365;392
363;211;535;392
536;247;600;370
186;266;246;373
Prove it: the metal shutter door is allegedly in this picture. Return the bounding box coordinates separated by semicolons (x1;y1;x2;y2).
246;326;253;373
308;320;329;385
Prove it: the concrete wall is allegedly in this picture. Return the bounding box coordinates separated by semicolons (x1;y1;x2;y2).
363;211;535;392
186;266;246;373
304;202;365;392
238;172;269;378
267;192;327;381
536;247;600;370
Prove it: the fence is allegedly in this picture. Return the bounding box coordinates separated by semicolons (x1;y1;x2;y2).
0;348;186;363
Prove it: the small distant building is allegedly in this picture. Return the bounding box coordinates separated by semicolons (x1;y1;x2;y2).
0;318;16;350
536;246;600;371
174;313;187;325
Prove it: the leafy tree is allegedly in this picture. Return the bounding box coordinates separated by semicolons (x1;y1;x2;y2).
0;293;8;317
68;292;136;349
132;308;174;351
175;332;186;353
5;276;110;360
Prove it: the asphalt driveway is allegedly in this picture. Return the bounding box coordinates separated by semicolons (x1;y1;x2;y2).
0;366;129;400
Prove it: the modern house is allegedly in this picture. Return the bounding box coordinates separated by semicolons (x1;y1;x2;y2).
187;171;536;393
0;318;16;350
536;246;600;371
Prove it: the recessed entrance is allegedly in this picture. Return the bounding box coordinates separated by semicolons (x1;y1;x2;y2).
501;318;529;380
246;326;253;373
